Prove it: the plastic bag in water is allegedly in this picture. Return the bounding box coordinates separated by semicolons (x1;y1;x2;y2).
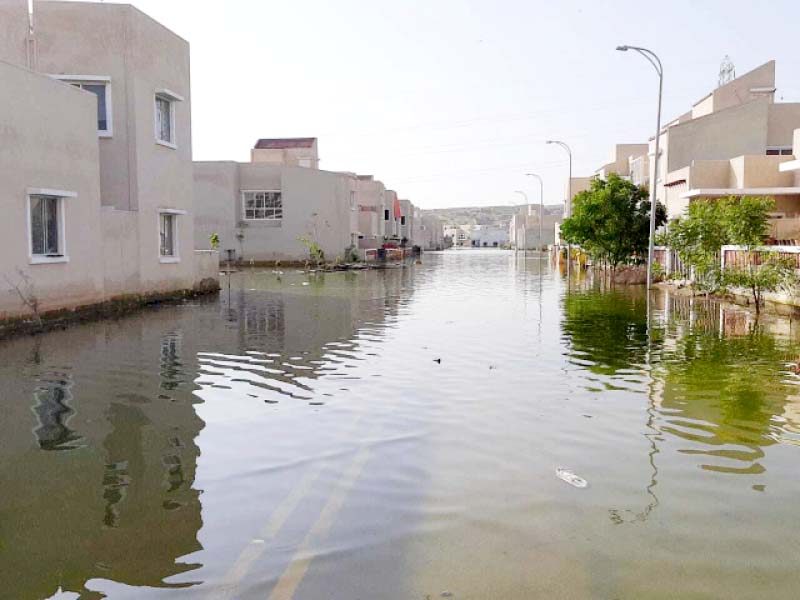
556;468;588;488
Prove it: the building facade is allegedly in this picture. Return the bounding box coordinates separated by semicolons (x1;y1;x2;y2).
0;0;218;323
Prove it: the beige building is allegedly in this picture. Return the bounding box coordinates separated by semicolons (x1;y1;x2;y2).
194;138;417;262
665;129;800;242
418;213;444;250
0;1;218;323
595;143;649;181
251;137;320;169
194;160;358;263
652;61;800;219
353;175;388;249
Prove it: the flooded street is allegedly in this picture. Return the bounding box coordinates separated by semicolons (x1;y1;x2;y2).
4;249;800;599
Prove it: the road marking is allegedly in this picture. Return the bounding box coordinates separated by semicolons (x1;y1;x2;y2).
268;442;372;600
216;459;329;599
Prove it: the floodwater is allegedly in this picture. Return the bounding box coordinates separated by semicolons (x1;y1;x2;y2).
3;250;800;599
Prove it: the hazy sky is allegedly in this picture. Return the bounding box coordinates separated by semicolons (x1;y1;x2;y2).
76;0;800;208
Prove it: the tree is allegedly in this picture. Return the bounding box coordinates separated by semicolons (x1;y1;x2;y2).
665;195;794;314
719;196;791;315
663;200;729;291
559;173;666;269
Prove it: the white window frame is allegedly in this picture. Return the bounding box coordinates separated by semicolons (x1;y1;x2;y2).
27;188;75;265
349;191;357;211
154;89;183;149
766;146;793;156
50;75;112;138
158;208;186;263
241;190;283;221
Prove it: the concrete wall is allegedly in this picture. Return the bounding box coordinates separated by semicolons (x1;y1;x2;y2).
251;141;319;168
0;59;105;319
35;1;199;295
0;0;29;65
193;162;356;262
193;161;239;256
354;177;386;249
767;104;800;148
668;99;771;173
692;61;776;118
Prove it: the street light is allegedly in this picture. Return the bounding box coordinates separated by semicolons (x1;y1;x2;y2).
525;173;544;251
617;44;663;291
546;140;573;277
514;190;528;252
545;140;572;217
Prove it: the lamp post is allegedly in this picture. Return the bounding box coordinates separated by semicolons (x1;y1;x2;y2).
617;44;663;291
546;140;572;277
525;173;544;251
514;190;529;252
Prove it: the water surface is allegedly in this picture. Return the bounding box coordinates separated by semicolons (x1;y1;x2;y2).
3;250;800;599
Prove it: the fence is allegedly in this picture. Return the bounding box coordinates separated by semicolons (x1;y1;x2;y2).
720;245;800;270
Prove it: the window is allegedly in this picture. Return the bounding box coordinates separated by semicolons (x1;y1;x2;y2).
298;158;312;168
401;216;406;226
27;189;74;264
384;209;390;221
155;94;175;145
50;76;112;136
766;147;793;156
350;191;357;211
160;213;177;259
243;191;283;220
30;195;62;257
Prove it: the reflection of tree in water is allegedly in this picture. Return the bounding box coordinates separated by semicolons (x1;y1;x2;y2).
561;290;651;375
657;316;798;475
31;373;82;451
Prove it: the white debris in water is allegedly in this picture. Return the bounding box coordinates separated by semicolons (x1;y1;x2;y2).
45;588;80;600
556;468;588;488
302;282;310;286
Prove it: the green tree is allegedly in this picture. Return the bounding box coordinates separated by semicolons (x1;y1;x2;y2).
663;200;729;291
559;173;666;268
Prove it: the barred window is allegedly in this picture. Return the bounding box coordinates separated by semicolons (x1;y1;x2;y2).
243;191;283;220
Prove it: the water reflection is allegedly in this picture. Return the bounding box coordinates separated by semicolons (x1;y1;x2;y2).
562;286;800;481
32;371;82;451
0;321;204;599
0;266;415;598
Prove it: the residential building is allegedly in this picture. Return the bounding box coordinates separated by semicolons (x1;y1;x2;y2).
418;214;444;250
594;143;649;180
665;128;800;242
251;137;320;169
193;159;358;263
470;224;508;248
651;61;800;219
354;175;387;250
0;0;218;323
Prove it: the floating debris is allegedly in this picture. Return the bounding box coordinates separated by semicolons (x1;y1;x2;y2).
45;589;80;600
556;468;588;488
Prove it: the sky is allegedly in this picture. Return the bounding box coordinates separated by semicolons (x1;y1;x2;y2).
72;0;800;208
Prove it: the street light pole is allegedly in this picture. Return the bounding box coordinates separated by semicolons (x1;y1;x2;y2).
525;173;544;251
514;190;529;252
617;44;663;291
546;140;572;278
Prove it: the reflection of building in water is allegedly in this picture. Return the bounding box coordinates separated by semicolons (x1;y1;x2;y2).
0;319;204;599
656;292;800;476
31;372;82;451
198;268;414;404
160;333;185;392
563;287;800;483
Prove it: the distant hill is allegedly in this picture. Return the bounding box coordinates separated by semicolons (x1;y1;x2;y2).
422;204;564;227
